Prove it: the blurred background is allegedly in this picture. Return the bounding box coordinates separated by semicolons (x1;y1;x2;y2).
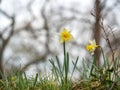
0;0;120;78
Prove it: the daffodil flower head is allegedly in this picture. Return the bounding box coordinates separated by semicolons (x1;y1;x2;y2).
86;40;98;55
11;76;17;81
59;28;74;43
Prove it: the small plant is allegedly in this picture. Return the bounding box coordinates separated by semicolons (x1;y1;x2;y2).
72;39;120;90
49;28;79;90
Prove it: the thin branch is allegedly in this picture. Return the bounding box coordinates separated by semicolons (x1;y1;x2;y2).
100;19;115;63
20;55;47;73
3;16;15;48
102;0;120;18
0;9;12;19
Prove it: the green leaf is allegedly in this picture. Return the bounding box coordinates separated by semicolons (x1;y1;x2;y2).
33;73;38;87
70;56;79;79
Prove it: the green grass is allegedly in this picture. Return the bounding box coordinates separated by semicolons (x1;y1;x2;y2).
1;53;120;90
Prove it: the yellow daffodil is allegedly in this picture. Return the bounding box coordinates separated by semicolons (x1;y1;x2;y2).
59;28;74;43
86;40;98;55
11;76;17;81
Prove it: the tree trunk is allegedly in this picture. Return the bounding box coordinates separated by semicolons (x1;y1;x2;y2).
94;0;101;67
0;48;4;79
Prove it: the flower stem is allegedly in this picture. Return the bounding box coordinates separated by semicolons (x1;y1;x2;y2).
63;42;68;84
63;42;66;57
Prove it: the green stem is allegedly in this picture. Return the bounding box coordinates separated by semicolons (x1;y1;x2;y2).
63;42;68;84
63;42;66;72
89;56;96;77
63;42;66;57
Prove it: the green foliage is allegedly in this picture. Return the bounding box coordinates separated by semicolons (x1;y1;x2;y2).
0;73;40;90
72;48;120;90
49;42;78;90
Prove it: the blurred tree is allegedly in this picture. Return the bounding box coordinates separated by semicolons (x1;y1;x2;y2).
0;11;15;78
0;0;120;79
92;0;120;66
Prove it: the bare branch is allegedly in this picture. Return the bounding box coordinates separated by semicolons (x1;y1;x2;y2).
102;0;120;18
0;9;12;19
20;55;47;73
3;16;15;48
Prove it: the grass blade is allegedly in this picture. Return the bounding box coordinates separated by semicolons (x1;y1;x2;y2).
70;56;79;80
